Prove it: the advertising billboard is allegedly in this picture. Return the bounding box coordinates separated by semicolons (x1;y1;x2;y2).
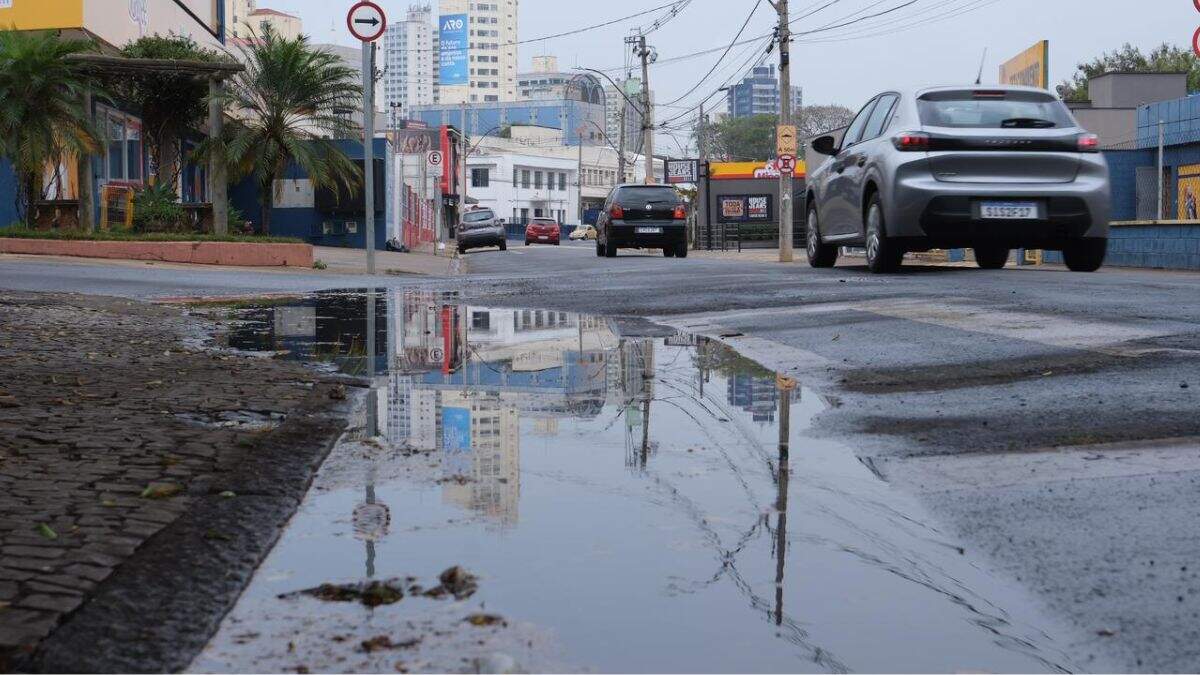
439;13;468;86
999;40;1050;89
1178;164;1200;220
718;195;773;223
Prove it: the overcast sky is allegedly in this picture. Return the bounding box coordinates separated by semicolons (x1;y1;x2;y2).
271;0;1192;148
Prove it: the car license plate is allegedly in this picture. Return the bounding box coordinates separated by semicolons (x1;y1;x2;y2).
980;201;1038;219
538;235;548;240
636;227;663;234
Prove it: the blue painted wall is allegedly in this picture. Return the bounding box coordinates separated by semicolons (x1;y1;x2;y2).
1044;223;1200;269
230;138;391;250
0;159;18;228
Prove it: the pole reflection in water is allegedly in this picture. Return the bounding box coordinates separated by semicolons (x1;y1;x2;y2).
773;373;795;627
366;286;378;438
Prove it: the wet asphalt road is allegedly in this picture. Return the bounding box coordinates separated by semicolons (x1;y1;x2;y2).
4;245;1200;671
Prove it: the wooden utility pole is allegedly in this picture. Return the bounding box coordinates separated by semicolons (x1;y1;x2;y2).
617;99;627;184
770;0;794;262
577;129;584;224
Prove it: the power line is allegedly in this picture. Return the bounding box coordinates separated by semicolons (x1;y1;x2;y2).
659;0;765;107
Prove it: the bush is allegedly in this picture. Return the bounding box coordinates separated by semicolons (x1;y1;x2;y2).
132;183;188;233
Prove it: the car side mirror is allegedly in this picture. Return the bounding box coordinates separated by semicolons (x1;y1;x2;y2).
811;135;838;156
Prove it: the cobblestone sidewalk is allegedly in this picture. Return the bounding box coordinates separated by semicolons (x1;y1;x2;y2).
0;292;350;672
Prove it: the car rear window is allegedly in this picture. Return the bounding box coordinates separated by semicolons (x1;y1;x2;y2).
462;209;494;223
531;218;557;224
917;90;1074;129
615;186;681;206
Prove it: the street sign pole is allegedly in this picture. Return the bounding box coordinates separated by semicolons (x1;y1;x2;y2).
363;42;376;275
347;1;386;273
774;0;794;263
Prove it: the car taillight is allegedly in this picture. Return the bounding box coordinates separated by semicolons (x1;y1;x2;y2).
610;205;624;219
1077;133;1100;153
892;132;931;151
672;205;687;220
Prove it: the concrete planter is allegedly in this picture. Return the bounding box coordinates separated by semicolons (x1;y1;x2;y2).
0;238;313;268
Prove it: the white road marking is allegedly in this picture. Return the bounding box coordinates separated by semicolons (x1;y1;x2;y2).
659;297;1189;356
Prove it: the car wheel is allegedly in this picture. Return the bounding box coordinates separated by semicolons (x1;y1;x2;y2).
499;239;507;251
595;239;603;257
974;246;1010;270
458;245;468;254
554;240;560;246
663;247;675;257
604;237;617;258
806;204;838;268
524;239;530;246
675;241;688;258
864;195;903;274
1062;238;1107;272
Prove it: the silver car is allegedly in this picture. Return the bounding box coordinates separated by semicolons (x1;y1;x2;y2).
805;85;1110;273
456;208;507;253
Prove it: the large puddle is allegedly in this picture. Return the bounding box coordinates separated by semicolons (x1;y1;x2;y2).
189;290;1079;673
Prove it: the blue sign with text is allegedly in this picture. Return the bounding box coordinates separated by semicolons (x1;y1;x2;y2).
439;13;468;86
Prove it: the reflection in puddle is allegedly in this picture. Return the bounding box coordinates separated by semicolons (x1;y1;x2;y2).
191;290;1079;674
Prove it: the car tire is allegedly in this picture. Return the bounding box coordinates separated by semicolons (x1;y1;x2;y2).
1062;238;1107;272
806;204;838;268
604;237;617;258
554;240;560;246
499;240;507;251
524;239;530;246
864;194;903;274
675;241;688;258
458;245;468;254
974;246;1010;270
595;239;603;257
663;247;675;257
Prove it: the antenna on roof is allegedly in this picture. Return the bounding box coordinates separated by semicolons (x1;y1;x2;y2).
975;47;988;85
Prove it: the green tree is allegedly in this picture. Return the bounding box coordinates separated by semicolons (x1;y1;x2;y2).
0;29;102;222
205;26;362;234
705;113;778;161
1057;42;1200;102
117;35;226;189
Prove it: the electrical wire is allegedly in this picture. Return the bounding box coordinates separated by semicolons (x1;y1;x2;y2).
659;0;765;107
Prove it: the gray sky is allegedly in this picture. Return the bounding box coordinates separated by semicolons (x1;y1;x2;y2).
272;0;1192;147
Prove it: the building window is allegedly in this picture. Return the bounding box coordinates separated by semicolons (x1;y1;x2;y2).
471;168;489;187
471;311;490;330
533;171;543;189
521;170;530;188
559;173;567;190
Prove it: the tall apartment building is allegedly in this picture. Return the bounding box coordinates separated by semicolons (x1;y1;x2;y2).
727;64;803;118
224;0;257;38
604;77;648;154
383;5;437;114
435;0;519;104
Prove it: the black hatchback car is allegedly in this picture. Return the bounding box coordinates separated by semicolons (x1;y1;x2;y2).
596;184;689;258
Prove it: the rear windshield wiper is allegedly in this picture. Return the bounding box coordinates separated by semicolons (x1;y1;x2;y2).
1001;117;1056;129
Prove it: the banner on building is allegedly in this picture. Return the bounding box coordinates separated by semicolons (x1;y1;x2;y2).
1178;164;1200;220
438;13;468;86
717;195;773;223
664;159;699;184
999;40;1050;89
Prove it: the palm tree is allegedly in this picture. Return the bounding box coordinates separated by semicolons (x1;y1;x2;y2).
209;26;363;235
0;29;102;222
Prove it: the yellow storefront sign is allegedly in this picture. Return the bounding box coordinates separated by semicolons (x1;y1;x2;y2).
710;160;807;181
0;0;84;31
999;40;1050;89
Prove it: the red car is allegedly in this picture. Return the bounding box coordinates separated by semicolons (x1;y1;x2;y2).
524;218;561;246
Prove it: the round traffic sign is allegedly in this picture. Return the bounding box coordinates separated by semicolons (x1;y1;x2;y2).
426;150;444;168
1194;25;1200;58
347;1;386;42
777;154;796;174
1195;0;1200;12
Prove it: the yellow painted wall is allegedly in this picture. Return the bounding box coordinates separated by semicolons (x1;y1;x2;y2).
0;0;85;30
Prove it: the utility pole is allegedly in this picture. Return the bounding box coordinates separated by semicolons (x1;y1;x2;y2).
617;100;627;184
1158;119;1165;221
577;129;584;224
698;100;706;249
461;102;469;220
627;34;655;184
771;0;794;262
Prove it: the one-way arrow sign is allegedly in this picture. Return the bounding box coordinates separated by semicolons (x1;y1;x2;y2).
347;1;386;42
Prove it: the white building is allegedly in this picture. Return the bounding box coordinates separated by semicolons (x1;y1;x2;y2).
245;7;301;40
436;0;518;104
224;0;257;38
466;151;577;226
383;5;436;115
604;78;649;154
469;131;664;222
